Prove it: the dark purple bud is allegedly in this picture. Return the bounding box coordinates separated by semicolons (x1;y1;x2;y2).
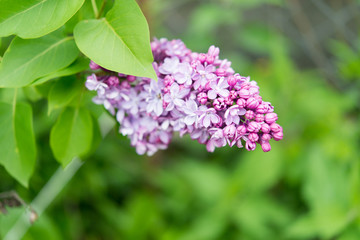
89;60;101;70
127;75;136;82
256;104;268;114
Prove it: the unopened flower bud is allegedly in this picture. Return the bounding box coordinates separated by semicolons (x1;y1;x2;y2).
247;121;260;132
265;113;278;124
256;104;268;114
261;123;271;133
127;75;136;82
239;89;250;99
237;98;246;108
215;68;226;76
227;75;237;87
246;97;260;109
90;60;101;70
272;131;283;141
245;140;256;151
261;133;272;141
261;141;271;152
270;123;282;132
255;114;264;122
245;110;254;120
248;132;259;142
237;125;247;135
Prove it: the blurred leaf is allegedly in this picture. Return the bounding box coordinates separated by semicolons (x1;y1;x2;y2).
47;76;83;114
74;0;157;79
50;107;93;167
0;0;84;38
23;214;62;240
0;32;79;87
0;207;24;238
0;102;36;187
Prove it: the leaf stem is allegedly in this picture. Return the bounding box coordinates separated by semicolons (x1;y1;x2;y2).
91;0;99;18
97;0;107;19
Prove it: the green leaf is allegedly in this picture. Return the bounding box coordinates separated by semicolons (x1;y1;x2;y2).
0;32;79;88
0;101;36;187
0;0;84;38
32;57;89;86
73;0;157;80
50;107;93;167
47;76;83;114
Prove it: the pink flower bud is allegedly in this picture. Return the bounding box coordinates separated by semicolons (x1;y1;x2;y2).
206;55;215;64
229;90;238;99
198;53;207;63
215;68;226;76
227;75;237;87
255;114;264;122
272;131;283;141
239;89;250;99
261;123;271;133
120;81;130;89
256;104;268;114
261;141;271;152
246;97;260;109
127;75;136;82
245;110;255;120
261;133;272;141
89;60;101;70
245;140;256;151
224;96;233;105
237;98;246;108
265;113;278;124
105;76;119;86
237;125;247;135
248;133;259;142
247;121;260;132
270;123;282;132
197;92;208;105
164;75;175;86
254;95;262;103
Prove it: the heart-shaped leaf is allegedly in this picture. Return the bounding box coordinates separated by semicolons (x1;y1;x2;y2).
0;0;84;38
73;0;157;80
50;107;93;167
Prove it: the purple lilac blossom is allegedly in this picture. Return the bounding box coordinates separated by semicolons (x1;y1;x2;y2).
85;38;283;155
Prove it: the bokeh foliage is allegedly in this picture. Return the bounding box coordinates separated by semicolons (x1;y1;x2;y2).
1;0;360;239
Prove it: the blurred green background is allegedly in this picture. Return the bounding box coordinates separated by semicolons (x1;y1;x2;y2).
1;0;360;239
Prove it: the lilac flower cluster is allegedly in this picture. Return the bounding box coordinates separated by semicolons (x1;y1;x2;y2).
85;38;283;156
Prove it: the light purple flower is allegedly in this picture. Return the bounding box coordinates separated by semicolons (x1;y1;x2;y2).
224;105;246;125
159;57;179;75
206;128;227;152
145;79;164;116
163;83;190;111
173;62;193;86
85;74;108;95
193;64;216;90
199;108;221;128
207;77;230;99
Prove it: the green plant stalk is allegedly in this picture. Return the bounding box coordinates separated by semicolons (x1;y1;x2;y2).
3;113;115;240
